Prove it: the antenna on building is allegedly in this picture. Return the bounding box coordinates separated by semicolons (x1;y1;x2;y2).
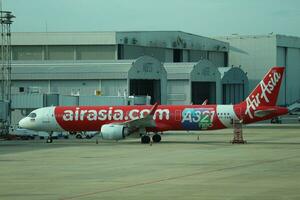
45;21;48;32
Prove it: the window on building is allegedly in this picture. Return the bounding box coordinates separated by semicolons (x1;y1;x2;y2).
173;49;183;62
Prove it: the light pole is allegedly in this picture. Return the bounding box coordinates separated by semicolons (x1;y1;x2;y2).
0;10;15;135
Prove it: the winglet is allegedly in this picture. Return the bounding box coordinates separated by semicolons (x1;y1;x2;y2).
202;99;208;105
149;102;159;115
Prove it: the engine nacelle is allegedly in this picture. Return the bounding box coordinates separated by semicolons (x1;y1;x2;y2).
100;124;128;140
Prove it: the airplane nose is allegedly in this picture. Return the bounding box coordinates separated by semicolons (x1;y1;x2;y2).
19;118;28;129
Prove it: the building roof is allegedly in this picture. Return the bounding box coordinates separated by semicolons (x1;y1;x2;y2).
164;59;220;81
218;67;248;84
10;56;167;80
164;63;195;79
216;34;300;49
11;60;133;80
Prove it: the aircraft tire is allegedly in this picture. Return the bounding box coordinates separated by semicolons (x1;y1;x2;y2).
152;134;161;143
141;135;150;144
46;138;53;143
76;134;83;139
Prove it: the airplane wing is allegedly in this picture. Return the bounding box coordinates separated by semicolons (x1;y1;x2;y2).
109;103;158;134
254;109;276;117
124;102;158;128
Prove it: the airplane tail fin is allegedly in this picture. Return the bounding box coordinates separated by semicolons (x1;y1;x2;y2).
242;66;285;107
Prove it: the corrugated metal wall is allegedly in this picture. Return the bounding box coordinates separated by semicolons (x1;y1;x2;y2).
76;45;115;60
79;96;125;106
167;80;189;104
222;84;244;104
47;46;74;60
11;94;44;109
122;45;166;61
286;47;300;104
50;80;100;95
189;50;208;61
276;47;287;105
12;45;117;61
208;51;226;67
101;80;128;96
12;46;43;60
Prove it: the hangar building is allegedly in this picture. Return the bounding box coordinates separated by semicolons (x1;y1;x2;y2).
165;60;221;105
11;56;167;104
165;61;248;105
11;31;229;65
217;34;300;105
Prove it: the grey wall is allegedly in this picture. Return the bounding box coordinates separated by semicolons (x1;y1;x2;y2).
12;45;117;61
12;79;128;97
208;51;226;67
50;80;100;95
167;80;190;104
122;45;167;62
101;80;127;96
284;47;300;104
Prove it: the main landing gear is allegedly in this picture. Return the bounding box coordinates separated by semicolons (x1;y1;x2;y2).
140;133;161;144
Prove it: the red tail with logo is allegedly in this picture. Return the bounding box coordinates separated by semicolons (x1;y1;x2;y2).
235;67;286;122
245;67;284;106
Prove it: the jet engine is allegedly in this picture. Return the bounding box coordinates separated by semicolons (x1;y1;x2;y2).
100;124;128;140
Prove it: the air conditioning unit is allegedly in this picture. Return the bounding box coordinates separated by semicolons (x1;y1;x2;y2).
71;89;80;96
94;90;102;96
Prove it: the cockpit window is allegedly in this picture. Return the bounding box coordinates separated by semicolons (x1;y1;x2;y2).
28;113;37;118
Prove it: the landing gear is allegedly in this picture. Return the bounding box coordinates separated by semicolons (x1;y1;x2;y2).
46;137;53;143
46;131;53;143
141;135;151;144
152;134;161;143
140;134;162;144
76;134;83;139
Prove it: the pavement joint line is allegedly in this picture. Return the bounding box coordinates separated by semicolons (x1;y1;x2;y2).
59;154;299;200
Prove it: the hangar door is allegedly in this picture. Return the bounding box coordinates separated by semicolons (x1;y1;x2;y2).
191;82;216;104
130;79;161;104
222;84;244;104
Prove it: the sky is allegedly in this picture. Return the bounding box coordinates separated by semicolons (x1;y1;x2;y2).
3;0;300;37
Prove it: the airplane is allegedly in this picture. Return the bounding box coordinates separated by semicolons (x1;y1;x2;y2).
19;66;288;143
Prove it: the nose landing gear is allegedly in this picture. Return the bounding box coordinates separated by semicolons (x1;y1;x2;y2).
46;137;53;143
46;131;53;143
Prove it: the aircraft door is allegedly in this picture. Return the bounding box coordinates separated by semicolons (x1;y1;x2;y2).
41;108;52;130
175;110;181;122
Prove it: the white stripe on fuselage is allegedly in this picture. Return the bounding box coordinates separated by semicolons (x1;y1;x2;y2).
216;105;239;127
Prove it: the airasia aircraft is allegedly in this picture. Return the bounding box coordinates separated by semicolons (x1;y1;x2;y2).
19;66;288;143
